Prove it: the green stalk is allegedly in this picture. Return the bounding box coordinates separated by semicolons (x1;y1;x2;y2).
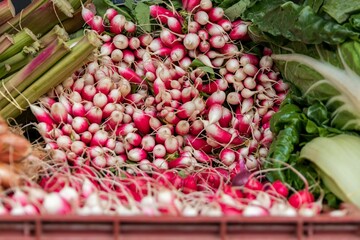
0;31;101;119
0;0;15;25
62;7;85;35
39;25;69;48
0;28;38;62
0;38;71;109
0;34;13;55
0;49;37;79
0;0;47;35
6;0;85;36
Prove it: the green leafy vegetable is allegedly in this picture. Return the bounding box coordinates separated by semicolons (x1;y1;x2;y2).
322;0;360;24
300;134;360;208
134;3;151;32
241;0;359;44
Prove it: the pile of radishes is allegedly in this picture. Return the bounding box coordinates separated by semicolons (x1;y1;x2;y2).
0;0;320;216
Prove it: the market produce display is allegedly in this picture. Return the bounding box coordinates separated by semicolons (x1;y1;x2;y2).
0;0;359;216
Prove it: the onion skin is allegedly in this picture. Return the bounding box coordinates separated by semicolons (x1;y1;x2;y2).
0;132;32;163
0;163;22;188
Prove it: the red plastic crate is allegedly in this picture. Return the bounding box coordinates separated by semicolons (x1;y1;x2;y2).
1;211;360;240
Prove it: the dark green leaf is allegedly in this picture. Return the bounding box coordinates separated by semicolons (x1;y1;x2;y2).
306;101;329;125
170;0;183;10
92;0;109;16
349;13;360;30
190;59;206;68
135;2;151;32
198;66;215;76
322;0;360;24
304;0;324;13
242;0;359;44
224;0;252;21
124;0;134;10
102;0;135;20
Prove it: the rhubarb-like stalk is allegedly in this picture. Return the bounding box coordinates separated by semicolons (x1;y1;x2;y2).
0;0;46;35
0;28;38;62
6;0;84;36
61;7;86;34
0;38;71;109
0;34;13;55
0;31;101;119
0;0;15;25
0;48;38;79
39;25;69;47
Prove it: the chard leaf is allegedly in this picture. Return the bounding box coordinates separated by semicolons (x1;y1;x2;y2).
224;0;252;21
134;2;151;32
242;0;359;44
321;0;360;24
124;0;134;10
349;13;360;30
304;0;323;13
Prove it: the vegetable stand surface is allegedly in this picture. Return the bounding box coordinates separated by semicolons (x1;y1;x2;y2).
0;208;360;240
1;0;360;232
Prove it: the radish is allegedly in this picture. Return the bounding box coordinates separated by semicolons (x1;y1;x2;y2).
208;7;224;22
127;148;147;162
288;190;314;209
183;33;200;50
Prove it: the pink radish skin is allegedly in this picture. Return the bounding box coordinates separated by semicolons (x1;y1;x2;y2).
90;130;109;147
183;33;200;50
149;5;179;24
30;105;55;126
127;148;147;162
125;132;142;147
102;103;116;119
209;35;226;49
194;11;209;25
160;29;179;47
133;110;151;134
220;44;239;56
93;92;108;109
50;102;68;124
155;126;172;144
72;102;86;117
200;0;212;10
153;144;166;158
56;135;72;150
170;45;186;62
82;85;96;102
240;54;259;66
72;116;89;134
117;67;143;84
125;21;136;33
229;23;248;41
193;150;211;163
80;131;92;145
167;17;182;34
175;120;190;135
164;137;179;154
184;135;212;153
219;149;237;166
71;141;86;155
81;6;94;24
205;23;225;36
208;7;224;22
168;156;193;168
115;123;135;136
89;16;105;33
208;103;223;124
219;107;232;128
189;120;204;135
88;123;100;134
188;21;201;33
86;107;102;124
105;8;117;21
110;14;126;34
206;91;226;107
92;155;107;168
141;135;155;152
177;101;196;119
